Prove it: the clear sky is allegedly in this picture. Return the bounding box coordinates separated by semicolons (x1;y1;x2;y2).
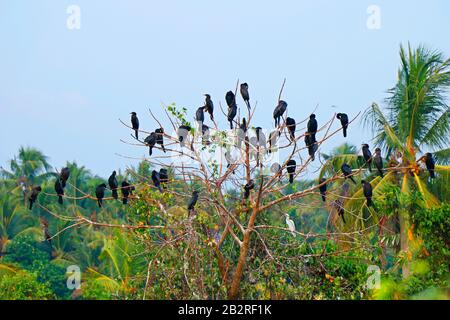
1;0;449;178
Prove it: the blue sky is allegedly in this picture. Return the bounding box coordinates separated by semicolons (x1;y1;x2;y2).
1;0;449;178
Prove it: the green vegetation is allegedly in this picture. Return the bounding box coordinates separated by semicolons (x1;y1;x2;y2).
0;44;449;300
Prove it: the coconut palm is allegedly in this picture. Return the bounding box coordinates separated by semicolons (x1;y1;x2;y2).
319;143;364;179
0;147;53;185
0;191;41;253
85;230;146;298
364;44;450;163
352;44;450;276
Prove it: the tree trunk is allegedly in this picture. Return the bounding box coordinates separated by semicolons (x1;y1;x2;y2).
228;206;259;299
398;210;411;278
228;231;251;299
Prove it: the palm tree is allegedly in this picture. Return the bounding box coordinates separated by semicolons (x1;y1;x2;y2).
364;44;450;163
85;230;146;298
0;191;41;253
0;147;53;187
320;143;364;179
357;44;450;277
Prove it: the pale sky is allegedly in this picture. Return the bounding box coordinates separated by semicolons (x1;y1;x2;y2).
1;0;449;178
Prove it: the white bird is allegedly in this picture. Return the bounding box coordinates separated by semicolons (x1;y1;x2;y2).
284;214;296;237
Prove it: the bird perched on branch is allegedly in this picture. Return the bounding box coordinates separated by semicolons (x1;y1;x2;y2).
201;124;211;145
151;170;163;193
341;163;356;184
121;181;131;205
187;190;199;212
155;128;166;153
195;106;205;128
237;118;247;148
284;214;296;237
203;94;214;121
307;114;318;141
253;127;266;166
273;100;287;127
95;183;107;208
243;179;255;199
130;112;139;140
225;91;237;129
255;126;266;147
420;153;435;178
319;178;327;202
54;179;64;204
374;148;384;177
333;199;346;224
159;168;169;187
304;134;317;161
177;125;191;148
228;105;237;130
144;132;157;156
268;129;280;154
362;144;372;172
336;113;349;137
60;167;70;188
362;180;374;207
240;83;250;111
28;186;42;210
225;90;236;109
286;160;296;184
40;218;52;244
224;150;235;174
286;117;296;141
108;171;118;200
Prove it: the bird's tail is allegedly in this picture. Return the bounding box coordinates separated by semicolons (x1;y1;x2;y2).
162;145;166;153
321;194;326;202
229;121;233;129
98;199;102;208
134;130;139;140
179;136;185;148
367;198;373;207
246;100;251;111
343;127;347;138
309;147;315;161
61;180;67;188
378;169;384;177
341;213;346;224
244;190;249;199
29;201;33;210
289;174;294;184
58;195;63;205
368;162;372;172
350;176;356;184
149;147;153;156
122;197;128;205
430;170;435;179
112;189;118;200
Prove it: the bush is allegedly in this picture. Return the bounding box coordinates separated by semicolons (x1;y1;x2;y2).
0;270;54;300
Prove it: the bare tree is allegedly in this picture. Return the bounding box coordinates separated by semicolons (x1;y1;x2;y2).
39;80;374;299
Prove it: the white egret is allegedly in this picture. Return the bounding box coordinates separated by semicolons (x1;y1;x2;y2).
284;214;296;237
